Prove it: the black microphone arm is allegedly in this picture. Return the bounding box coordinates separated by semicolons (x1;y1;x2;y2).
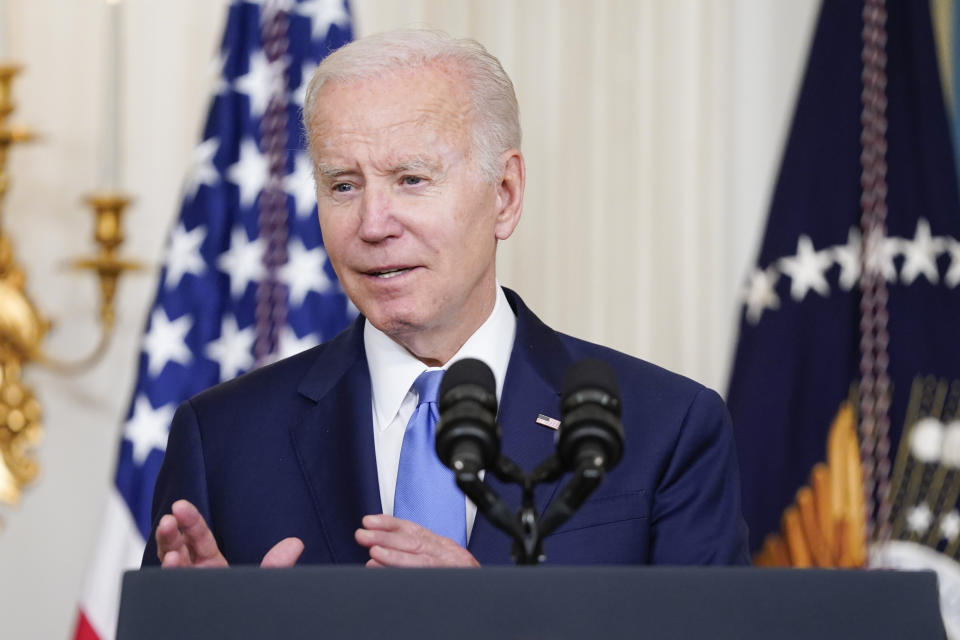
536;450;606;538
435;357;624;564
449;464;524;542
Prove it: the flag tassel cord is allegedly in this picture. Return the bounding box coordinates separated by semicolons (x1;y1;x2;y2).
858;0;895;547
255;0;291;366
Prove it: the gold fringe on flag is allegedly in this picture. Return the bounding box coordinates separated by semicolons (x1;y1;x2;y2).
754;403;867;567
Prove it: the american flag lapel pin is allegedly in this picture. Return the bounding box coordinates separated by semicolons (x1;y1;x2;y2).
536;414;561;430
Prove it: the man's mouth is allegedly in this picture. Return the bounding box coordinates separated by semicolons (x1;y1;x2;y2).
368;267;414;279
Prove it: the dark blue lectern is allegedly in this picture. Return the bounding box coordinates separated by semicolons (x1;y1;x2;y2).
117;566;946;639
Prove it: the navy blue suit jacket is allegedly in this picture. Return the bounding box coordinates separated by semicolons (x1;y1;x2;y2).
143;289;749;566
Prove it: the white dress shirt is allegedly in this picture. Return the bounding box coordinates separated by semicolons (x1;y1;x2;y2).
364;285;516;544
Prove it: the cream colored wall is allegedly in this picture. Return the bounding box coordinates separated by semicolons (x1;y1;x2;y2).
0;1;819;638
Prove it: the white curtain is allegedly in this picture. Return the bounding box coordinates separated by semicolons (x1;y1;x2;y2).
0;1;819;637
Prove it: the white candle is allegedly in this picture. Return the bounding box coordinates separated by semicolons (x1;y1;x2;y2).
101;0;122;189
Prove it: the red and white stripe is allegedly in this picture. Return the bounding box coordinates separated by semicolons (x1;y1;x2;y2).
73;490;146;640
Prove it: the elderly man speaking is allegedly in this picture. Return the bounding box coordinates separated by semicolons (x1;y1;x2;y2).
143;29;749;569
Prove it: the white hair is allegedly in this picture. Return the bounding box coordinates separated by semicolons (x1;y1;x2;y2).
302;29;521;182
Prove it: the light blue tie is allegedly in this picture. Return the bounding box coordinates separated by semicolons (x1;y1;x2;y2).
393;369;467;546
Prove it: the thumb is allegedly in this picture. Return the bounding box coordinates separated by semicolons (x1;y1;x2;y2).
260;537;304;568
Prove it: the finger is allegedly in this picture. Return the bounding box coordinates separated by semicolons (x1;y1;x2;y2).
355;527;431;554
360;514;411;532
171;500;225;565
260;537;304;568
368;545;439;567
161;549;188;568
366;558;385;568
361;515;450;544
156;514;187;560
368;543;480;568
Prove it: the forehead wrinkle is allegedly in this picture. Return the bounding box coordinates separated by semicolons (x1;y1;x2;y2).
309;68;477;178
314;127;455;177
312;98;468;146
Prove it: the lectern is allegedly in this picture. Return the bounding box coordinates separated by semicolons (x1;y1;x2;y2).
117;566;946;639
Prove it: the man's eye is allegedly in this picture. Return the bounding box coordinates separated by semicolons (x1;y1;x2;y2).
333;183;353;193
402;176;424;186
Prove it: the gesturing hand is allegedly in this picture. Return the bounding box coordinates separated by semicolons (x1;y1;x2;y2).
355;514;481;567
156;499;304;568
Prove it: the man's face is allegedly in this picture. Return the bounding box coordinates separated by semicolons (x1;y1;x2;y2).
308;63;517;358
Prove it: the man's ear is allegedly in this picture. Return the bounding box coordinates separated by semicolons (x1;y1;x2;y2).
493;150;525;241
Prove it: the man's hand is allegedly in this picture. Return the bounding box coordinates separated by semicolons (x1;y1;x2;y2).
354;514;480;567
156;499;303;568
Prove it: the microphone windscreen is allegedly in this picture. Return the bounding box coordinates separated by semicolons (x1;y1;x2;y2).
440;358;496;398
561;358;620;403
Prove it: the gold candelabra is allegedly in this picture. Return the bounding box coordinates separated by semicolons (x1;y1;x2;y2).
0;63;140;512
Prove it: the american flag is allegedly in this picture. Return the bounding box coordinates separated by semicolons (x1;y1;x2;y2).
727;0;960;564
74;2;352;638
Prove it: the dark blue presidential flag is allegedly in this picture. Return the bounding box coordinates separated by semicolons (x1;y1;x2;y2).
76;3;353;638
727;0;960;572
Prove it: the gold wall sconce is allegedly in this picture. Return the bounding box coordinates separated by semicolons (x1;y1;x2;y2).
0;63;140;516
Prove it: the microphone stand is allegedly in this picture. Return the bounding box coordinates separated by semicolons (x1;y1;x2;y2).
453;452;607;565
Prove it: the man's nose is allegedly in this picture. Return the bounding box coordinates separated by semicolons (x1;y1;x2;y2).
357;185;402;243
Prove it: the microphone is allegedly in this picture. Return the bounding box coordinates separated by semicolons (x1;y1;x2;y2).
557;358;624;472
537;358;625;539
435;358;500;475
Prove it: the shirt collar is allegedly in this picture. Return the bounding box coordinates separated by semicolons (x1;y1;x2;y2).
364;284;517;432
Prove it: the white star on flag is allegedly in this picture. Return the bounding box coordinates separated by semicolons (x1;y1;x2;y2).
906;503;934;534
182;138;220;202
278;237;331;306
900;218;943;285
743;267;780;325
205;314;256;382
293;62;316;108
941;510;960;543
217;226;266;298
862;230;901;282
832;228;861;291
234;50;285;118
278;325;320;359
946;238;960;288
286;151;317;218
296;0;351;41
779;235;833;301
142;308;193;377
227;138;268;208
123;395;175;465
163;223;207;290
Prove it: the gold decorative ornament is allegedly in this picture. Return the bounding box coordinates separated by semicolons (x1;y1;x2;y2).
0;62;140;514
755;377;960;568
754;402;868;568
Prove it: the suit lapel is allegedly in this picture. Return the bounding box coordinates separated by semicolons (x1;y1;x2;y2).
290;318;381;564
289;291;575;564
470;289;575;563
